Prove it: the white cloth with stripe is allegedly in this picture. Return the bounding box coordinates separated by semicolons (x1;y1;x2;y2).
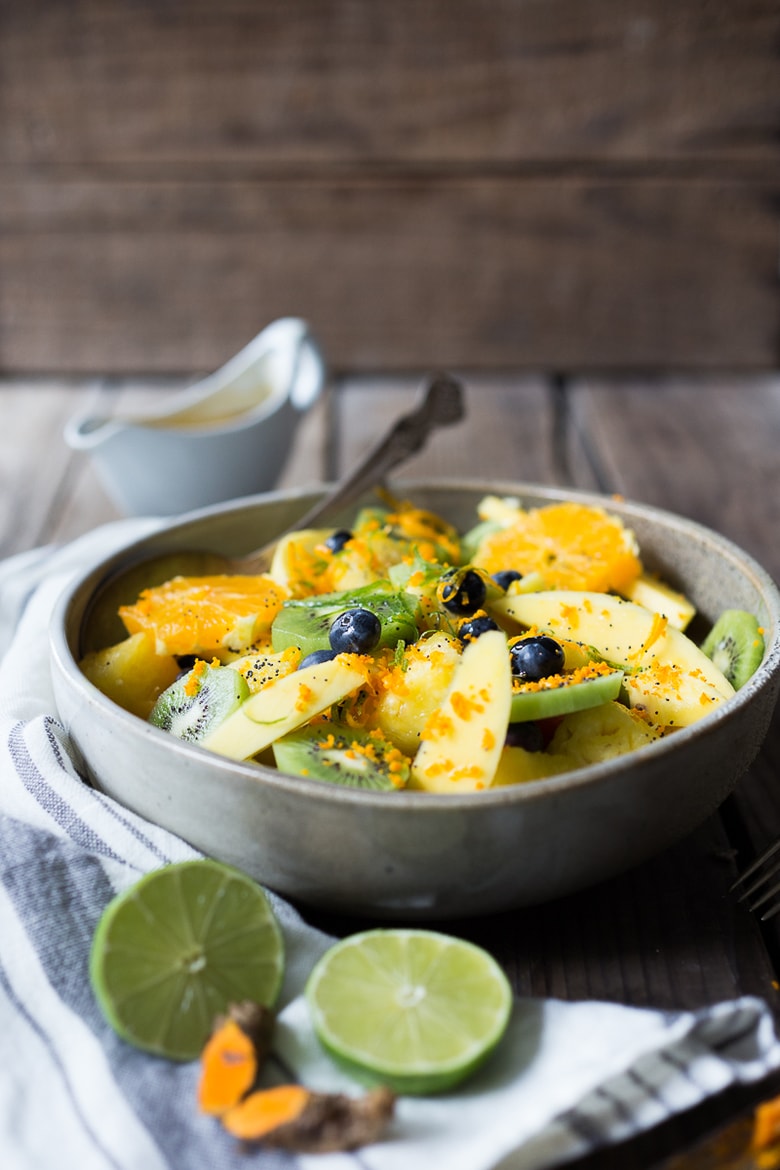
1;521;779;1170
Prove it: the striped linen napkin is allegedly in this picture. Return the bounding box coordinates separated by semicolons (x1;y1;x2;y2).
2;521;780;1170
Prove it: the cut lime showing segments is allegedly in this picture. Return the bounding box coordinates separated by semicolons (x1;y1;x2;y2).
90;859;284;1061
305;929;512;1094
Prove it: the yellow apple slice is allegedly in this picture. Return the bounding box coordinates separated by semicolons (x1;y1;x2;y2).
492;590;734;699
202;656;367;761
410;630;511;794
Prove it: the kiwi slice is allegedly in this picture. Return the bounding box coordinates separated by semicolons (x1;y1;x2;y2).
700;609;765;689
273;723;410;790
149;661;249;742
509;668;624;723
271;580;418;658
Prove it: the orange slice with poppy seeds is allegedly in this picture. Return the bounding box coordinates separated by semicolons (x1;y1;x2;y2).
473;502;642;594
119;574;289;658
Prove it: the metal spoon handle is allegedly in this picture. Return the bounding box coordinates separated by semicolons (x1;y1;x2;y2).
238;372;465;573
294;372;464;525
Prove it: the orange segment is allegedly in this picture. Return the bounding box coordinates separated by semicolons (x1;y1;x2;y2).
119;574;289;657
473;502;642;593
372;500;461;565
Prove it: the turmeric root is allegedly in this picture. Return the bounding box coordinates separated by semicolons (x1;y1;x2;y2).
753;1094;780;1151
221;1083;396;1153
197;1001;275;1115
198;1000;394;1152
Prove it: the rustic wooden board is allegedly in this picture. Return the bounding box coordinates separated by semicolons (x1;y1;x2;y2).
566;375;780;582
2;178;777;373
1;1;778;372
0;381;102;555
4;1;777;164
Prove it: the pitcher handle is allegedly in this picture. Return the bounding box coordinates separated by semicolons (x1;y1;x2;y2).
284;320;326;413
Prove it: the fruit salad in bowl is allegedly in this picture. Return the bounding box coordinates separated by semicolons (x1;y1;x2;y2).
50;481;780;918
77;494;764;793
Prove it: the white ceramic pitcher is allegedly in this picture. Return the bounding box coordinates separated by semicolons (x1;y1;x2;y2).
64;318;325;516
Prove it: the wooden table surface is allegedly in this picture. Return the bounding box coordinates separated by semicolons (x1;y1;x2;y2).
2;371;780;1167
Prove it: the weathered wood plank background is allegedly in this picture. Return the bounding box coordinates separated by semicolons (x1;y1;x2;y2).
2;1;778;373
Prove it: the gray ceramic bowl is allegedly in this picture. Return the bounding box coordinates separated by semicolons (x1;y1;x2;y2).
50;481;780;920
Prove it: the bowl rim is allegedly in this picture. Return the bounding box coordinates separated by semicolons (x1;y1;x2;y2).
50;477;780;813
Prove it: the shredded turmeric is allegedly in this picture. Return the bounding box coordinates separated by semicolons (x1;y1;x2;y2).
629;611;669;661
451;690;484;720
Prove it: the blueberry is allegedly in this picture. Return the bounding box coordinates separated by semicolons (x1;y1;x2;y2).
438;568;487;615
300;648;338;669
324;529;353;553
492;569;523;591
458;615;499;644
175;654;198;679
509;635;565;681
505;721;545;752
329;608;382;654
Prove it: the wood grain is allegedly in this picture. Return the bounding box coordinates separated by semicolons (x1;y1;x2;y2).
3;1;777;165
0;381;100;554
2;178;777;373
1;1;777;372
566;375;780;582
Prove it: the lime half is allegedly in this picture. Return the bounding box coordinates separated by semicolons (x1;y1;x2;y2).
305;928;512;1094
90;859;284;1061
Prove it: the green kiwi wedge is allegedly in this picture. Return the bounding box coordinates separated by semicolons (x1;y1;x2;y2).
270;580;418;658
700;609;765;689
273;723;410;790
509;667;624;723
149;661;249;741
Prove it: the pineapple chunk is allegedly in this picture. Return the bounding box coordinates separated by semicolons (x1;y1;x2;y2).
623;664;729;730
548;701;661;767
622;573;696;630
374;633;461;756
410;630;511;793
79;631;179;719
492;746;571;786
476;495;522;524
